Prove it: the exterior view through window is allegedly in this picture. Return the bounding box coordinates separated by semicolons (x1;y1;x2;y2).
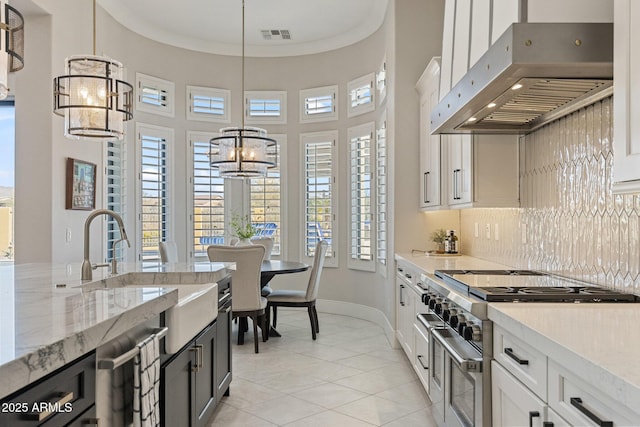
0;101;14;263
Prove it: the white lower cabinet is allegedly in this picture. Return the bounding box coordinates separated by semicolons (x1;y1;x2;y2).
548;360;639;427
492;361;547;427
395;263;419;360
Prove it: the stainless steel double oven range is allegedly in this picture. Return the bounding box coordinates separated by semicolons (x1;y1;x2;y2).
415;269;637;427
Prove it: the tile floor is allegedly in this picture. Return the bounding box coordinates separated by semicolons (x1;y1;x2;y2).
207;310;437;426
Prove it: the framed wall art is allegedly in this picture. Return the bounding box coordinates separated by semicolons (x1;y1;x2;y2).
66;158;96;210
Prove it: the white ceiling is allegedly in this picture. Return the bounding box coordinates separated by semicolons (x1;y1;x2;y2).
97;0;389;57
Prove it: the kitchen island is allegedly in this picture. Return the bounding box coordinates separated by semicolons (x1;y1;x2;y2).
0;262;232;400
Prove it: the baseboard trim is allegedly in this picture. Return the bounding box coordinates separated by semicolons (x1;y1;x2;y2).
311;299;398;348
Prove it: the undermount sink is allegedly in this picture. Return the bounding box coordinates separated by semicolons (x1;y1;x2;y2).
85;273;219;354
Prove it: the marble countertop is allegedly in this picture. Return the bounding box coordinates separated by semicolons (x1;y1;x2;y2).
394;252;509;274
395;252;640;409
0;262;231;400
489;303;640;411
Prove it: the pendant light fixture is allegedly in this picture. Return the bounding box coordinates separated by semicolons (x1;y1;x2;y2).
53;0;133;140
0;0;24;99
209;0;277;178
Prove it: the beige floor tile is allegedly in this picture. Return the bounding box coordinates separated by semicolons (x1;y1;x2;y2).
284;410;376;427
242;395;325;425
337;353;398;371
220;378;285;409
334;395;419;426
294;382;369;409
207;403;277;427
382;407;439;427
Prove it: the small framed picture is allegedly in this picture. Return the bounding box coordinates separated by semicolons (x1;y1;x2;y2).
66;158;96;210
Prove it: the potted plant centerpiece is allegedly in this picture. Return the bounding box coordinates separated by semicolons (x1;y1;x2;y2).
230;213;257;245
430;228;447;254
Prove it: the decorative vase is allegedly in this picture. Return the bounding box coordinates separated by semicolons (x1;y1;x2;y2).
237;238;253;246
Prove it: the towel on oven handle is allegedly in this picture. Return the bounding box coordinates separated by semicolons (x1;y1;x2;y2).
133;334;160;427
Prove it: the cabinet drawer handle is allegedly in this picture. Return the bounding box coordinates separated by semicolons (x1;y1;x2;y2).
29;391;74;421
424;172;430;203
83;418;100;426
529;411;540;427
504;347;529;365
417;355;428;370
190;345;204;373
542;423;554;427
570;397;613;427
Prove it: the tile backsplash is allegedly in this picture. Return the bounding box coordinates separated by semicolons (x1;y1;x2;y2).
460;96;640;293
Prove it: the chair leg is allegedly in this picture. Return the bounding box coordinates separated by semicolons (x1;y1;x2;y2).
237;319;245;345
312;305;320;333
261;313;269;342
307;306;317;340
252;315;260;353
272;306;278;328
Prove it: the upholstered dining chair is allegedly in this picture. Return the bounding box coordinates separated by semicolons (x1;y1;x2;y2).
207;244;267;353
159;241;178;263
267;240;328;340
249;237;275;297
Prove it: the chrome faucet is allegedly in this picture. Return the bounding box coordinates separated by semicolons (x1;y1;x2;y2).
81;209;131;281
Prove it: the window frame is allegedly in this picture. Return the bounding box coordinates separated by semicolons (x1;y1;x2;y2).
104;139;128;264
136;73;175;117
347;73;375;118
244;90;287;125
376;114;388;277
300;130;338;267
136;123;174;262
299;85;338;124
186;85;231;123
348;122;376;272
250;134;287;258
188;131;227;261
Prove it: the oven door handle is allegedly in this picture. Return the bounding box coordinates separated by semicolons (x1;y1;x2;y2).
432;329;483;373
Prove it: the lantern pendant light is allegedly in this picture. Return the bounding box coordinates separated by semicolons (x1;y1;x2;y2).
209;0;277;178
0;0;24;99
53;0;133;140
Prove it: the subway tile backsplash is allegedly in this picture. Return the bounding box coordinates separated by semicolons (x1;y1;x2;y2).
460;96;640;293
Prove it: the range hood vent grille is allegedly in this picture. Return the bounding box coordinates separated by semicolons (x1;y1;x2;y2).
431;23;613;135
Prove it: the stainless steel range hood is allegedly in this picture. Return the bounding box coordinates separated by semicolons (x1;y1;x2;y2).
431;23;613;135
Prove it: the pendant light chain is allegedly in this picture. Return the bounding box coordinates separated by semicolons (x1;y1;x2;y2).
241;0;245;130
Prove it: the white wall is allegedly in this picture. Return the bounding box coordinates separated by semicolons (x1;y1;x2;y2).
12;0;445;323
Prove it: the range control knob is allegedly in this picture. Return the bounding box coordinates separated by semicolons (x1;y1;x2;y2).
450;314;465;329
429;297;442;311
458;319;470;336
421;293;432;305
434;301;448;315
443;307;456;322
463;324;482;342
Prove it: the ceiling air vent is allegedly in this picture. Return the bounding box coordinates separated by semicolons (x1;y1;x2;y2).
261;30;291;40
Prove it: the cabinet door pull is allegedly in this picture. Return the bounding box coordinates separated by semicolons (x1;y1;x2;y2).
29;391;74;421
528;411;540;427
417;355;428;370
570;397;613;427
542;423;554;427
190;345;204;373
399;284;405;306
83;418;100;426
504;347;529;365
424;172;430;203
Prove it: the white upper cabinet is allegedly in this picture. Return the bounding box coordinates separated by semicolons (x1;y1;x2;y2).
613;0;640;193
439;0;456;99
451;0;471;88
417;58;444;210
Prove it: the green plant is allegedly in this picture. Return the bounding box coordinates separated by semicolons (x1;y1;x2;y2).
230;213;256;239
430;228;447;245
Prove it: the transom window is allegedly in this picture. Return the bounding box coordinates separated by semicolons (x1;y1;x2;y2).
299;85;338;123
347;73;375;118
301;131;337;267
136;73;175;117
245;90;287;125
187;86;231;123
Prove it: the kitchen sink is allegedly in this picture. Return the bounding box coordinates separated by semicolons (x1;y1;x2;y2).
84;272;220;354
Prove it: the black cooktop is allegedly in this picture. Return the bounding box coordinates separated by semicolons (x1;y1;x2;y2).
434;269;638;303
